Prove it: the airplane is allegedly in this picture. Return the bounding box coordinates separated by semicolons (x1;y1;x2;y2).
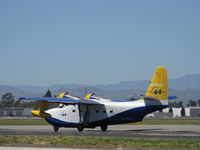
19;66;169;132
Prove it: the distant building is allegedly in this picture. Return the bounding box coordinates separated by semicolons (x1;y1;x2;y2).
187;107;200;117
168;107;200;117
0;107;32;117
163;108;182;117
147;107;200;118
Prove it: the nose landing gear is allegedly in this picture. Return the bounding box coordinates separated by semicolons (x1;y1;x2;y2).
77;124;84;132
53;126;59;132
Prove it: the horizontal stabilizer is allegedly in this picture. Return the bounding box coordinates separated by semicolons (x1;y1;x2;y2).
143;96;160;101
168;96;177;100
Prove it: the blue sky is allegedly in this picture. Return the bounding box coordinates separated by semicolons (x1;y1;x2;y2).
0;0;200;86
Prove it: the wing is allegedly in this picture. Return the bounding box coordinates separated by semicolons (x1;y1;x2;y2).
19;97;102;105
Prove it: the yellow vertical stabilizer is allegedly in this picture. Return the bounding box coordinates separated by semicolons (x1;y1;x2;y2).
145;66;168;100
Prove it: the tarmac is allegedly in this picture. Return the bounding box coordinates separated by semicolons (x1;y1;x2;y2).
0;124;200;139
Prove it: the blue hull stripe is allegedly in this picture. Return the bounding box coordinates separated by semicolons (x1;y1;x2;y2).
45;117;79;127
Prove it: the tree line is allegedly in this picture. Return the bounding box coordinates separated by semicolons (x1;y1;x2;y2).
169;100;200;108
0;90;54;109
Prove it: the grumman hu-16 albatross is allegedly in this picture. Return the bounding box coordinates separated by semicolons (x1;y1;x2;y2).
20;66;169;132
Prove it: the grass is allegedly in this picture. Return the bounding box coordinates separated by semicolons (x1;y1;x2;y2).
0;135;200;149
0;119;200;125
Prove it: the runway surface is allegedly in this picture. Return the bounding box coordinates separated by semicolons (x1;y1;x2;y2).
0;125;200;139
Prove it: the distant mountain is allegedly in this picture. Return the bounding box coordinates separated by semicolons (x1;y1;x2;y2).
1;74;200;105
95;80;149;91
50;84;89;91
0;85;42;98
51;74;200;91
168;88;200;104
169;74;200;90
13;85;48;93
96;74;200;91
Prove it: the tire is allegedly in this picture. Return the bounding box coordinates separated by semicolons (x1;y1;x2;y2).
77;124;84;132
53;126;59;132
100;125;107;131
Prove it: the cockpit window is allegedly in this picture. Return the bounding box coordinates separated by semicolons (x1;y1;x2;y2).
58;104;65;108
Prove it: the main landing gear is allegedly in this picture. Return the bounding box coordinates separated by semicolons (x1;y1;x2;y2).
77;124;84;132
53;125;107;132
100;125;107;131
77;124;107;132
53;126;59;132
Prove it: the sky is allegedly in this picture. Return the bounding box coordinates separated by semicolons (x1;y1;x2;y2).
0;0;200;86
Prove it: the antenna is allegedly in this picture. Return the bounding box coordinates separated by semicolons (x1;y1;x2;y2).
84;87;87;96
60;85;63;93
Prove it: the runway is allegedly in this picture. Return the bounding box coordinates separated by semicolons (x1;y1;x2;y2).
0;125;200;139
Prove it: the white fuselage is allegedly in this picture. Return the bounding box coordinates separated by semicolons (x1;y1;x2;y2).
45;98;167;128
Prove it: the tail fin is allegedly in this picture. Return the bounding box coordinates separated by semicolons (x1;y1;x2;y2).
145;66;168;100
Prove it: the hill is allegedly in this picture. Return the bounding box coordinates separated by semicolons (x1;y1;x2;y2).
0;85;42;98
1;74;200;105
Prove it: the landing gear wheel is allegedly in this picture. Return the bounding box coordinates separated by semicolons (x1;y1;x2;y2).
53;126;59;132
100;125;107;131
77;124;84;132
